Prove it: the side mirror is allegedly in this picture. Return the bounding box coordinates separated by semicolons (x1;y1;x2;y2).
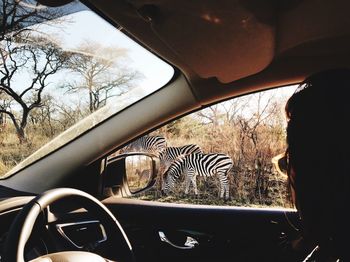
125;154;155;193
102;153;159;197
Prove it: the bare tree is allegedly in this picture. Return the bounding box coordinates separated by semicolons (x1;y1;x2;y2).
0;34;68;142
0;91;10;125
65;42;142;113
53;99;86;130
28;94;56;137
196;98;250;127
236;93;278;154
0;0;74;142
0;0;67;42
197;105;222;127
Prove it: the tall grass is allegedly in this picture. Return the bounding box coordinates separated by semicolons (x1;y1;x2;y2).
0;126;51;176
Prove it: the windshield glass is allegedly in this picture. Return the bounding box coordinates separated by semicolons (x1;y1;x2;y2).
0;1;174;178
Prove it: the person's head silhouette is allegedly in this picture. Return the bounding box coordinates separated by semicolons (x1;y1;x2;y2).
279;68;350;261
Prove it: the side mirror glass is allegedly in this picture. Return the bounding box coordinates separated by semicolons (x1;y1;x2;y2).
102;153;158;197
125;155;154;193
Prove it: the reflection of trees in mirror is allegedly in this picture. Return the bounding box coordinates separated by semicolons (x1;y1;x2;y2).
130;87;296;208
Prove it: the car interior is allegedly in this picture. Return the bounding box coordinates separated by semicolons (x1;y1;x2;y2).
1;0;350;261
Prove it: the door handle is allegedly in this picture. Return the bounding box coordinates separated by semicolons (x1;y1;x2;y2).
158;231;199;249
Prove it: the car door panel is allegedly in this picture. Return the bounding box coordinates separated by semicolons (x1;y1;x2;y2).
103;198;306;262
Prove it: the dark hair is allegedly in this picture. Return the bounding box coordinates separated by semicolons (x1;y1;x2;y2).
285;68;350;260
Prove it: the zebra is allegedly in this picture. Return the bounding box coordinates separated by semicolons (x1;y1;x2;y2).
159;144;202;172
120;135;166;157
135;168;152;182
162;153;233;199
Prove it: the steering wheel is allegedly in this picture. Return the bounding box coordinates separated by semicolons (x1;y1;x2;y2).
2;188;135;262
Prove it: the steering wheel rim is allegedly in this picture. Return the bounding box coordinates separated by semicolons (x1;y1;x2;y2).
2;188;135;262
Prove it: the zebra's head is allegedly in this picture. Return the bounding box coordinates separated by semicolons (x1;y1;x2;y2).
161;168;174;195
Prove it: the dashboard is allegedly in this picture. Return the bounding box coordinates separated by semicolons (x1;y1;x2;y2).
0;196;109;261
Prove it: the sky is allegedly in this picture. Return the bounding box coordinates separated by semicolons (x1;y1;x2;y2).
54;10;174;91
26;5;174;107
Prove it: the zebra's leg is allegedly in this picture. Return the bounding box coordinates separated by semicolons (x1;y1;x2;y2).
184;173;191;195
188;170;198;197
218;172;229;199
185;170;196;197
224;181;229;200
191;174;198;196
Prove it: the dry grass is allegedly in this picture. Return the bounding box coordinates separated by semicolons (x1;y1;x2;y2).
132;170;292;208
0;128;50;177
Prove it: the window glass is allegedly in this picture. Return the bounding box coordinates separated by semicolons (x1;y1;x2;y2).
0;1;174;178
121;85;297;208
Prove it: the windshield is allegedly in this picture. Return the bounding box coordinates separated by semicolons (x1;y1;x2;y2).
0;1;174;178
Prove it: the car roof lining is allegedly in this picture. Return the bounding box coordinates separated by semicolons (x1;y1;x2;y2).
84;0;275;83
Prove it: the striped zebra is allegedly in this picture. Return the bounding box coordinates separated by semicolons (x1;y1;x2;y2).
159;144;202;172
135;168;151;181
162;153;233;199
120;135;166;157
